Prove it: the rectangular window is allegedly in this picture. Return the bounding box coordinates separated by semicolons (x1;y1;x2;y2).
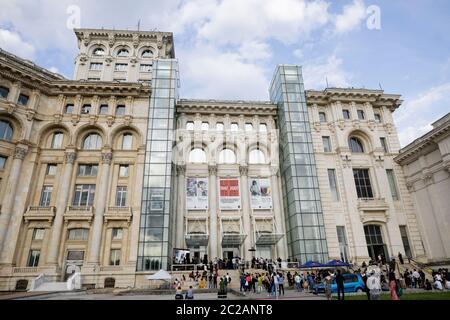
140;64;152;72
77;164;98;177
89;63;103;71
374;113;382;123
27;250;40;267
357;110;365;120
72;185;96;207
319;112;327;123
0;156;7;169
343;109;350;120
201;122;209;131
87;78;100;81
186;122;194;131
110;249;121;266
112;228;123;240
18;94;29;106
65;104;74;114
353;169;374;199
328;169;340;201
68;229;89;241
116;105;126;116
39;186;53;207
0;86;9;99
216;123;224;131
322;136;332;153
386;169;400;201
259;123;268;132
119;165;129;177
336;226;349;262
46;164;57;176
32;229;45;240
116;186;127;207
399;226;412;258
115;63;128;71
81;105;91;114
99;105;109;115
231;123;239;132
380;137;389;153
245;123;253;132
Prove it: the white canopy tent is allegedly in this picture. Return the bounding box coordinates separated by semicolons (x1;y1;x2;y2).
146;269;172;280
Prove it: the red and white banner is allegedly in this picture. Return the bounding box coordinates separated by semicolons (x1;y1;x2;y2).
219;179;241;210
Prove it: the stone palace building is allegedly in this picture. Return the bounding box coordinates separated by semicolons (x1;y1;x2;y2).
0;28;445;290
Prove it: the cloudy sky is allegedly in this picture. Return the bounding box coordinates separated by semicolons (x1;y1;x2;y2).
0;0;449;147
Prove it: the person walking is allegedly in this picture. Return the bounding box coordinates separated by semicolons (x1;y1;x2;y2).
335;270;345;301
362;272;370;300
389;272;400;300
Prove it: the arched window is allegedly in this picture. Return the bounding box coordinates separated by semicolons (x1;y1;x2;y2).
93;48;105;56
122;133;133;150
117;48;129;57
65;104;74;114
51;132;64;149
116;105;126;116
142;50;153;58
83;133;102;150
249;149;266;164
0;120;13;141
219;149;236;164
189;148;206;163
349;137;364;153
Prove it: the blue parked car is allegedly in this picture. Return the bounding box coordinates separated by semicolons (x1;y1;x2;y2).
316;274;365;293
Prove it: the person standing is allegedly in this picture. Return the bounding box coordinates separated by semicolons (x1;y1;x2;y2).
367;271;382;300
335;270;345;301
294;272;302;292
398;252;404;265
362;272;370;300
278;273;285;296
389;272;400;300
323;273;333;301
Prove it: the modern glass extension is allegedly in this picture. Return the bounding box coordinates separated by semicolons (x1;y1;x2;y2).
269;65;329;264
137;59;180;271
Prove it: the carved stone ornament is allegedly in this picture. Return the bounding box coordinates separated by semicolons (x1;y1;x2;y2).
26;109;36;121
341;155;352;168
78;54;88;65
239;166;248;176
64;152;77;164
208;165;217;176
14;146;28;160
102;153;113;165
337;119;345;131
177;165;186;176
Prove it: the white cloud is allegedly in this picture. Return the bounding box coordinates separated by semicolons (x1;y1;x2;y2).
0;29;36;60
293;49;304;60
48;66;60;74
303;55;352;89
395;83;450;147
334;0;367;34
178;43;270;100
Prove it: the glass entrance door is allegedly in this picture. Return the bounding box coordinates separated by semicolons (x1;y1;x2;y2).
364;225;388;262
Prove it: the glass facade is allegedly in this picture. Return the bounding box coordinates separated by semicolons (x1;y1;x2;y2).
137;59;179;271
269;65;328;263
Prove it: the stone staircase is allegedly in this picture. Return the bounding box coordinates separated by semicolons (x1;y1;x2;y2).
29;273;81;292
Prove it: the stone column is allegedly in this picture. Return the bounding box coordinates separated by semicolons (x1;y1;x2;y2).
271;167;288;260
176;165;186;248
87;152;112;265
208;165;218;260
46;151;77;266
0;145;28;252
240;166;252;262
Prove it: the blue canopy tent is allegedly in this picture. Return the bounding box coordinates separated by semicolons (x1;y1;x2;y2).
299;261;325;269
325;260;352;267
